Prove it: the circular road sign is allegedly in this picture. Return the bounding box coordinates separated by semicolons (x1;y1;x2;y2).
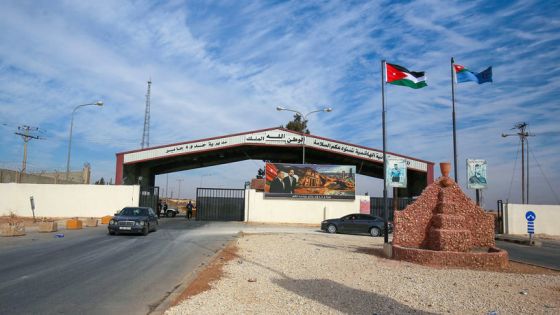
525;211;536;222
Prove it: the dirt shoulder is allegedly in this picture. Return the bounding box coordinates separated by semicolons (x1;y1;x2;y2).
166;232;559;314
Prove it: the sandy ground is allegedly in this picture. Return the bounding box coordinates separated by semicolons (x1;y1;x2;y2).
166;232;560;315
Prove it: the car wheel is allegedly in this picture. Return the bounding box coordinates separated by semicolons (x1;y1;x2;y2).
142;226;149;236
166;211;173;217
172;212;176;217
327;224;337;234
369;227;381;237
108;230;115;235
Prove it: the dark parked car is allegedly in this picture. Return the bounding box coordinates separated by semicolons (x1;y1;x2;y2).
321;213;392;237
108;207;158;236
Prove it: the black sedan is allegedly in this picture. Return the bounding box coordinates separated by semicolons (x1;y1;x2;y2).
321;213;392;237
108;207;158;236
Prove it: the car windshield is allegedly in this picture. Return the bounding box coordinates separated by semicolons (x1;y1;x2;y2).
119;208;148;216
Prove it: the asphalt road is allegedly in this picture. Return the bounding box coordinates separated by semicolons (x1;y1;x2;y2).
0;218;245;315
496;240;560;270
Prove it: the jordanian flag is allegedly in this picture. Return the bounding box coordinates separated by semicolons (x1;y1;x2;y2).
386;63;427;89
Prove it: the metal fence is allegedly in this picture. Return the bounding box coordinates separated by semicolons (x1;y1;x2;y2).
196;188;245;221
369;197;415;221
139;186;159;211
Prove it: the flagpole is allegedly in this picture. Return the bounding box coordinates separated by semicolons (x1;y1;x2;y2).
451;57;458;182
381;59;389;244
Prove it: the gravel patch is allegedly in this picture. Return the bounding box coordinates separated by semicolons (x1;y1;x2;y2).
166;232;560;315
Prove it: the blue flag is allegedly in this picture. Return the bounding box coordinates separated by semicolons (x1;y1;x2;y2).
454;64;493;84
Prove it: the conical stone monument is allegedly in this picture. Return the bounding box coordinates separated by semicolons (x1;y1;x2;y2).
392;162;508;270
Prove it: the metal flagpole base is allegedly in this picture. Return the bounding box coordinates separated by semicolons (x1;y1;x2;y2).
383;243;393;258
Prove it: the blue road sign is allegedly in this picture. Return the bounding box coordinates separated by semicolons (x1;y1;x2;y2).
526;211;536;234
525;211;536;222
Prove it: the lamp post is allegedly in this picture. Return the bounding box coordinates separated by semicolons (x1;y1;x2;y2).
276;106;332;164
66;101;103;180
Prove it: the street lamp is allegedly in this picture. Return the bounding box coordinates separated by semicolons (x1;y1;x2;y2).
276;106;332;164
66;101;103;180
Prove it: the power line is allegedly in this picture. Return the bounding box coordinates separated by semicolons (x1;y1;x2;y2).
528;141;560;204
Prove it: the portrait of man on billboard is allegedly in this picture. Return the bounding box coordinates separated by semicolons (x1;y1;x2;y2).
467;159;487;189
386;158;407;188
264;163;355;199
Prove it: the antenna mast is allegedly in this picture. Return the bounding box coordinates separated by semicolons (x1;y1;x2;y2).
141;79;152;148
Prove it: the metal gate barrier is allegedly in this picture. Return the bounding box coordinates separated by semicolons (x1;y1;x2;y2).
196;188;245;221
496;200;504;234
139;186;160;211
370;197;415;221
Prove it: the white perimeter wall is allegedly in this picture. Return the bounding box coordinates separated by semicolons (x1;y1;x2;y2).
504;203;560;236
244;189;370;224
0;183;140;218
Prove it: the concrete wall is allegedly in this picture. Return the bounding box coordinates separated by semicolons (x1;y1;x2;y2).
244;189;370;224
504;203;560;236
0;183;140;218
0;168;84;184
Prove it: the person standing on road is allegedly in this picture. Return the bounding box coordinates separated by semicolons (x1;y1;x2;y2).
162;202;168;217
157;200;164;218
186;201;194;220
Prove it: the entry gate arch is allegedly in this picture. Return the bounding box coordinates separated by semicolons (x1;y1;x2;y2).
116;127;434;198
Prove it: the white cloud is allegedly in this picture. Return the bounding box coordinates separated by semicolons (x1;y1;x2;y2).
0;0;558;205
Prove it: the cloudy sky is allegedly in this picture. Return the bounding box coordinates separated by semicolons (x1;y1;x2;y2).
1;0;558;207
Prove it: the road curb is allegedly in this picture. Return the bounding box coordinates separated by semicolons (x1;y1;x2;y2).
150;232;242;315
509;258;560;272
495;235;542;247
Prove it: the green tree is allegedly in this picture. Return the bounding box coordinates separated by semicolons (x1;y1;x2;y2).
284;114;309;134
95;177;105;185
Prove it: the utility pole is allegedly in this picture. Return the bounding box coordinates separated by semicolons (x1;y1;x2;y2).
176;179;183;200
141;79;152;149
166;174;169;198
14;126;42;179
502;122;535;204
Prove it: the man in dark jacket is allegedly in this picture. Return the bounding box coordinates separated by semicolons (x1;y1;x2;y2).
186;201;194;220
283;169;297;194
269;171;286;193
162;202;168;217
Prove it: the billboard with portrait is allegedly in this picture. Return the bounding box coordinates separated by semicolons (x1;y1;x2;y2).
386;158;407;188
467;159;487;189
264;163;355;200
